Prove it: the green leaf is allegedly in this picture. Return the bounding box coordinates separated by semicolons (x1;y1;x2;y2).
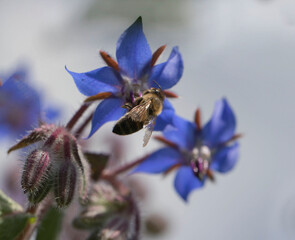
0;213;35;240
0;190;23;215
36;206;64;240
0;190;36;240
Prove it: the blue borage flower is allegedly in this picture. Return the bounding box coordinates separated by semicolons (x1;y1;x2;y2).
66;17;183;137
0;68;59;139
133;98;240;201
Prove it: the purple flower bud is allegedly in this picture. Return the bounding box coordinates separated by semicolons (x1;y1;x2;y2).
21;149;51;194
10;124;90;207
54;161;77;208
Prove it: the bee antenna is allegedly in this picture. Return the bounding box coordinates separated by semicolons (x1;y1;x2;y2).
153;80;162;89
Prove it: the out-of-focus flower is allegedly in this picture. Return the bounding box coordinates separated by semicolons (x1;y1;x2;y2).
133;98;240;201
8;124;89;208
0;68;59;139
0;69;41;138
73;181;140;240
67;17;183;137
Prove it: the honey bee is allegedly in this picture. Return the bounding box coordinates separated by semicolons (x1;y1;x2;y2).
112;87;165;147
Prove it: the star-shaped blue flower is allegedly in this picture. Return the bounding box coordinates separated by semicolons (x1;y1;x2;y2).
133;98;240;201
0;68;59;139
66;17;183;137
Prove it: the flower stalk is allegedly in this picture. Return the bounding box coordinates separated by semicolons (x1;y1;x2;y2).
66;102;91;131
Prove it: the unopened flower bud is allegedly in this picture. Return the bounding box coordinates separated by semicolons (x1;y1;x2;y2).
54;161;77;208
28;181;51;204
21;149;51;194
9;124;90;207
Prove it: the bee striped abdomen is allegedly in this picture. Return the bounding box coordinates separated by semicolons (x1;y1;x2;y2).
112;117;144;135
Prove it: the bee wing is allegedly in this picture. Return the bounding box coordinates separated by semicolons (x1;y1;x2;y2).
143;117;156;147
128;99;152;122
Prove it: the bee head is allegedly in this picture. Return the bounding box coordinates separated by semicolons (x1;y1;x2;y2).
143;88;165;100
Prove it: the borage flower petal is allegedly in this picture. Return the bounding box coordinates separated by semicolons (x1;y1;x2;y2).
116;16;152;78
132;147;182;174
66;66;121;96
174;166;204;202
163;115;196;150
133;98;240;201
203;98;236;147
67;17;183;138
149;47;183;89
89;98;126;138
154;99;175;131
210;142;239;173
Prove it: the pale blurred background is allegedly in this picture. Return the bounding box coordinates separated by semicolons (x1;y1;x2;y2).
1;0;295;239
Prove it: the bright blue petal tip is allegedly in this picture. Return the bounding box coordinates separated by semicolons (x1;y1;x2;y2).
116;17;152;78
66;66;120;96
174;166;204;202
203;98;236;147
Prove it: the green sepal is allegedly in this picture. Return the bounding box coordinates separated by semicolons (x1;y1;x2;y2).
36;206;64;240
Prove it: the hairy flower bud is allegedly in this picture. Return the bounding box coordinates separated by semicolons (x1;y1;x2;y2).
27;181;51;204
21;149;51;194
54;161;77;208
9;124;90;207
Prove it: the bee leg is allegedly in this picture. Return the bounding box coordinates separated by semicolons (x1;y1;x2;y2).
134;97;143;105
122;103;133;110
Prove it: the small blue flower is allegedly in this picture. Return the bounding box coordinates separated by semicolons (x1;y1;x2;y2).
0;68;59;139
133;98;240;201
67;17;183;137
